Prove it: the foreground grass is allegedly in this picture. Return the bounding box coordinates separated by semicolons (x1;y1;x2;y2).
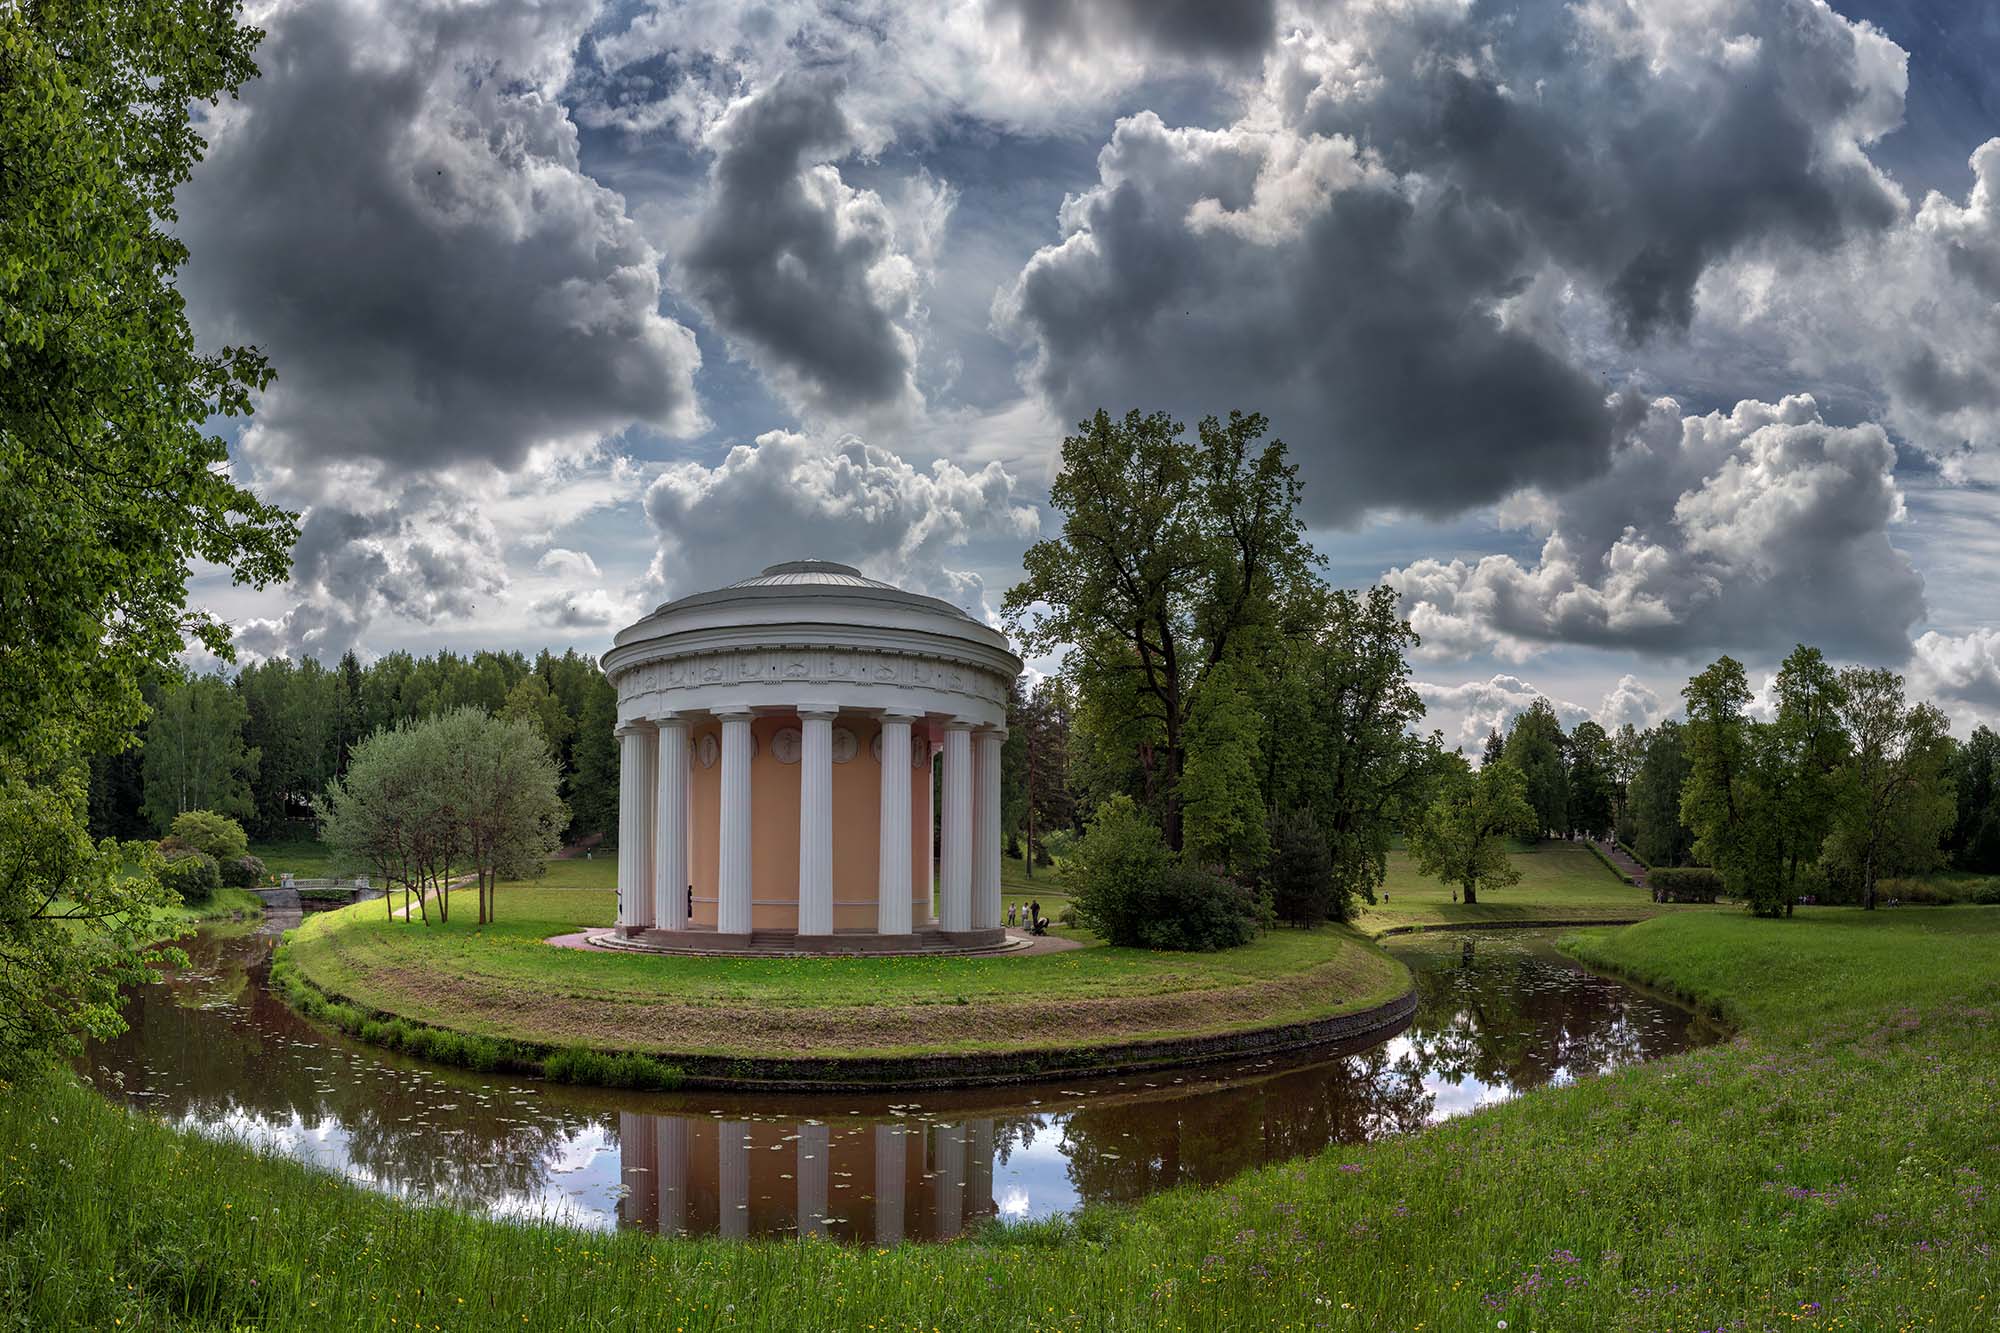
8;907;1996;1329
1355;840;1712;936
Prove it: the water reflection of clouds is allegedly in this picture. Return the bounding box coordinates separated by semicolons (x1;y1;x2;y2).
84;925;1716;1244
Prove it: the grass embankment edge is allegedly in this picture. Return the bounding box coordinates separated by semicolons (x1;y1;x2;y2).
269;941;1420;1091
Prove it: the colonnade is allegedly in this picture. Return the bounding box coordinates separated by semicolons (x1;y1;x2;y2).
615;709;1007;938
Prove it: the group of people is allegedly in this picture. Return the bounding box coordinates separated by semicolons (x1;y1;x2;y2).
1007;900;1048;936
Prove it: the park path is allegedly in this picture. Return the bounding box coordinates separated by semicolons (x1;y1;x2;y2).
1596;839;1649;891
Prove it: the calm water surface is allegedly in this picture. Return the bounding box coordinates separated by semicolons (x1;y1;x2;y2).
77;918;1719;1242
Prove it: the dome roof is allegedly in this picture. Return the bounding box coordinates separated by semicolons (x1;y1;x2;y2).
646;560;975;622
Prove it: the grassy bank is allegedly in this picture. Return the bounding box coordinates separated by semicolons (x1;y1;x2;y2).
8;905;1995;1329
1354;840;1712;936
279;880;1407;1065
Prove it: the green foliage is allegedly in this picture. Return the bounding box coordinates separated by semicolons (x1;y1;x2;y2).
317;708;565;925
0;1;295;768
1502;699;1569;837
1068;796;1173;945
1266;806;1338;926
1831;666;1955;911
1178;662;1268;873
1138;863;1261;951
0;769;183;1087
1946;725;2000;872
140;675;259;832
220;854;266;890
1406;757;1538;904
1646;867;1724;903
168;810;248;862
1628;720;1695;867
1565;720;1615;838
1004;408;1318;851
157;849;220;905
541;1047;685;1091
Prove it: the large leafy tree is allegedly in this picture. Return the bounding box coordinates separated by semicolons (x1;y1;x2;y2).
1503;699;1569;837
1264;585;1444;918
1678;657;1777;912
140;673;259;831
1566;720;1616;839
1946;726;2000;872
1407;757;1537;905
0;0;295;1083
1627;721;1695;867
1831;667;1954;911
1004;409;1317;852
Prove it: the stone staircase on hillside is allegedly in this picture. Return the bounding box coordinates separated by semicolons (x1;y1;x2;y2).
1596;839;1649;891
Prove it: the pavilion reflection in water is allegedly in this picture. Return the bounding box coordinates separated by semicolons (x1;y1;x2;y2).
617;1113;998;1242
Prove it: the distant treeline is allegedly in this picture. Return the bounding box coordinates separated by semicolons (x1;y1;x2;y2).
87;649;618;847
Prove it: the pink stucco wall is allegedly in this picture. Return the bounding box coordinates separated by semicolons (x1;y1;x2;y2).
686;712;935;931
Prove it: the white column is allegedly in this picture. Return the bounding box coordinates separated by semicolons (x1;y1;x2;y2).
654;715;690;930
873;1124;904;1245
968;1118;995;1226
619;1112;657;1229
616;723;656;930
939;723;974;932
797;1122;830;1237
876;713;915;935
716;707;755;936
973;727;1004;931
797;706;837;937
657;1117;687;1236
720;1121;750;1239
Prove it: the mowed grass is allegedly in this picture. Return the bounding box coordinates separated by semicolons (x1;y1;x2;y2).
1355;839;1710;936
280;866;1407;1060
9;907;1995;1330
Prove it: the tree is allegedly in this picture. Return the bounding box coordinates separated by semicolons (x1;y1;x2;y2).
1679;657;1764;909
1266;585;1445;917
1407;757;1537;904
1832;667;1954;911
168;810;249;863
1628;722;1695;867
1069;795;1258;950
1481;728;1505;770
1566;721;1615;838
499;673;573;758
1503;699;1569;837
318;724;442;922
1178;661;1269;874
1004;409;1317;851
1267;806;1337;926
141;674;259;832
1946;726;2000;872
434;709;566;924
1764;645;1848;913
0;0;293;1082
1608;723;1643;841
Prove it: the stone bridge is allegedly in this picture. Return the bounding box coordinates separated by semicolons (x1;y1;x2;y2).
257;875;385;912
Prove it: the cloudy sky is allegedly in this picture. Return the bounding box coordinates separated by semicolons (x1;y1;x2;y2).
181;0;2000;749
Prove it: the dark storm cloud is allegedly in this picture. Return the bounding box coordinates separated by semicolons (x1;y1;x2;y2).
683;73;924;414
1002;0;1909;523
177;0;702;480
988;0;1276;64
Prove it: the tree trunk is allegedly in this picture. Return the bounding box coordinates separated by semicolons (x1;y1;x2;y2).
1461;877;1478;905
1862;838;1877;911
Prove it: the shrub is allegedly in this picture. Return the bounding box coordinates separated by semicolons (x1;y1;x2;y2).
1648;866;1723;904
1877;877;1965;906
1070;797;1258;950
1972;881;2000;906
219;854;266;889
168;810;248;862
158;850;221;904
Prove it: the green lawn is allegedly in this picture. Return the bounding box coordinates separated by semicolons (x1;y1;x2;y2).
280;875;1405;1062
1355;839;1709;936
248;835;342;878
11;905;1996;1329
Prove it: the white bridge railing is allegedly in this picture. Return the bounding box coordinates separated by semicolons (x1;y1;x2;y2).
279;874;374;891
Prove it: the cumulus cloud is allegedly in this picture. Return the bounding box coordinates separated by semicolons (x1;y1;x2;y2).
683;75;941;416
1384;395;1926;663
642;430;1039;616
182;0;703;481
987;0;1275;64
1418;672;1668;750
536;548;603;581
1912;629;2000;713
999;0;1907;522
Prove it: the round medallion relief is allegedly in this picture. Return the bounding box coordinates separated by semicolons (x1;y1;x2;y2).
771;727;802;764
869;731;882;763
696;733;719;769
831;726;858;763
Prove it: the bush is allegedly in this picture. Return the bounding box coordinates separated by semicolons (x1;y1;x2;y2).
168;810;248;862
1877;877;1968;906
219;854;267;889
1648;866;1723;904
158;850;221;904
1070;797;1259;951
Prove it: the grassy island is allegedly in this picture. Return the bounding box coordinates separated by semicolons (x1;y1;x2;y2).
6;904;1993;1329
271;841;1674;1085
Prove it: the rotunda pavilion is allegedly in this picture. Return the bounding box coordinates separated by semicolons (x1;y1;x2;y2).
599;560;1023;954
